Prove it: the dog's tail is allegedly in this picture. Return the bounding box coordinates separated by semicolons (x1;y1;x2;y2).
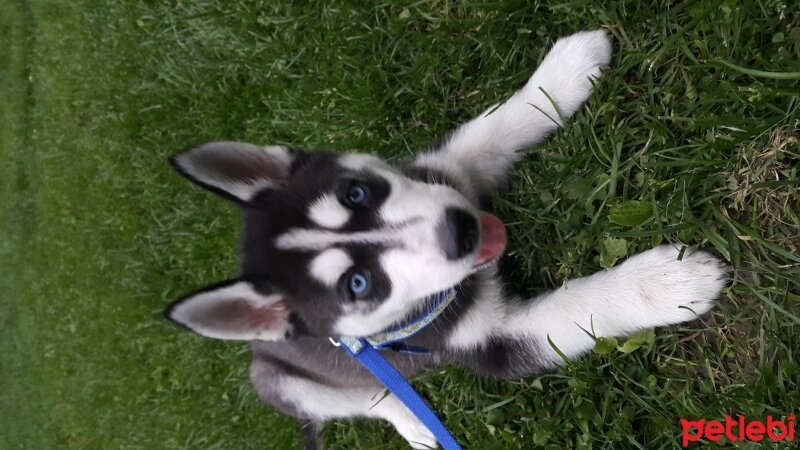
300;420;324;450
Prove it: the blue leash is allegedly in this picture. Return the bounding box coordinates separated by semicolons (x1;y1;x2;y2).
332;289;462;450
339;339;461;449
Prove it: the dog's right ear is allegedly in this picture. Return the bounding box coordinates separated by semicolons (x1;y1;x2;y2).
169;141;297;205
165;279;293;341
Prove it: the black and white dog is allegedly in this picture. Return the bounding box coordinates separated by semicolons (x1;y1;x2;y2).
165;30;726;449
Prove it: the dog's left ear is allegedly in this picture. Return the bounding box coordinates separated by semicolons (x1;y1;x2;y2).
165;279;293;341
169;141;297;204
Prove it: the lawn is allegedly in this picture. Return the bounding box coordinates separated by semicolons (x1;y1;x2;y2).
1;1;798;449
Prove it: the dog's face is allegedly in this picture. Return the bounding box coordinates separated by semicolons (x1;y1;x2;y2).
166;142;506;340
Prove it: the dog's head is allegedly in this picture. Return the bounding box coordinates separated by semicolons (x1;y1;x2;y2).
165;142;506;341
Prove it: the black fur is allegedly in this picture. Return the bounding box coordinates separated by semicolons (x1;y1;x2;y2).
402;165;460;191
300;421;323;450
439;207;478;260
453;335;550;380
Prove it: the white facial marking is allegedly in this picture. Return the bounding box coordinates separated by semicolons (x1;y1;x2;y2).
308;193;351;229
276;228;395;250
338;153;392;171
310;249;353;287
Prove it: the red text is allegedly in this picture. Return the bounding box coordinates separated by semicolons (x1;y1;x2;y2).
681;415;796;447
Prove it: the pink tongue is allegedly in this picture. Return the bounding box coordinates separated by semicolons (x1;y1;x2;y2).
474;213;507;267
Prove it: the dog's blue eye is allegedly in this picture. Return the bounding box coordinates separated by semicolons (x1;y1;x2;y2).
348;273;369;297
346;184;367;205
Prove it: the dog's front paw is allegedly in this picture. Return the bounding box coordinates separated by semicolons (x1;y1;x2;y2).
549;29;613;77
620;245;727;327
522;29;613;118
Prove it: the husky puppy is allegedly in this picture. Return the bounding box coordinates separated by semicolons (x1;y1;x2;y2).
165;30;726;449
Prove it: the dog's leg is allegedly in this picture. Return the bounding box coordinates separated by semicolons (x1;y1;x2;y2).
413;30;612;198
446;245;726;379
274;376;437;449
300;420;323;450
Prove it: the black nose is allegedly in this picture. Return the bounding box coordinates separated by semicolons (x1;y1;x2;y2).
439;207;479;260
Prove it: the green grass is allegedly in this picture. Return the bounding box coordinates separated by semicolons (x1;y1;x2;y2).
1;0;798;449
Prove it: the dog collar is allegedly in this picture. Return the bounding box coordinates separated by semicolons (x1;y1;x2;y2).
330;288;456;354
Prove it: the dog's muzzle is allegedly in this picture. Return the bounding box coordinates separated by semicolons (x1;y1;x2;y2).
438;207;507;267
440;207;479;261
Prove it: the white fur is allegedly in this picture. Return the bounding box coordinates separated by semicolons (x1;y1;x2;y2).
338;153;393;172
446;271;505;349
277;377;437;449
308;193;352;229
376;168;469;225
309;249;353;287
456;246;725;364
414;30;612;193
277;228;396;250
